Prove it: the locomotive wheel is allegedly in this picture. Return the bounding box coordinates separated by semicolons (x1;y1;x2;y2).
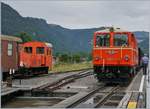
97;74;102;82
128;68;134;78
94;72;101;82
133;67;136;76
94;66;102;82
131;67;136;77
27;70;33;77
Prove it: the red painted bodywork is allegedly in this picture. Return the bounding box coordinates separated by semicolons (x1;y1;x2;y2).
92;32;139;67
19;41;53;70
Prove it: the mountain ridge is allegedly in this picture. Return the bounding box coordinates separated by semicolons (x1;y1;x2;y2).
1;2;149;54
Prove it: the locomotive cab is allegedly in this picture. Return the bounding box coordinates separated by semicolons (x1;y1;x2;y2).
92;27;139;83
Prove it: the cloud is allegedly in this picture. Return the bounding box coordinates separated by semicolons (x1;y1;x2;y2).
2;1;150;31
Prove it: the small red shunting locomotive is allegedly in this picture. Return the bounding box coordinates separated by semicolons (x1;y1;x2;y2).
18;41;53;76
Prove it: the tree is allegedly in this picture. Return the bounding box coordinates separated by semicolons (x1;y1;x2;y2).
72;54;81;63
59;54;69;63
87;53;92;61
15;32;32;42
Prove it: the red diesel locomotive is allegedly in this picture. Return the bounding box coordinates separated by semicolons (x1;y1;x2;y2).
92;27;141;83
18;41;53;77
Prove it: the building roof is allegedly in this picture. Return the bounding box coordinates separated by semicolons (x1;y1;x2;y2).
95;27;130;33
1;35;22;42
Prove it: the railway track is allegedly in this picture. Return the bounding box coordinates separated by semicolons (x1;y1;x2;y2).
14;68;92;79
52;85;123;108
66;85;106;108
32;70;93;93
37;68;92;78
94;86;120;108
3;68;146;108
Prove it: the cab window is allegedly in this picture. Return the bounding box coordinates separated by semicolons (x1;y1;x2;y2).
114;34;128;47
96;34;110;47
24;47;32;53
36;47;44;54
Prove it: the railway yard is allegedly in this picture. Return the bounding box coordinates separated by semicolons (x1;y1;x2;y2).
1;1;150;109
1;68;149;109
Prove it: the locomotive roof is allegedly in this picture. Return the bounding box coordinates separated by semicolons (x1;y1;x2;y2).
95;27;130;33
1;35;22;42
45;42;53;48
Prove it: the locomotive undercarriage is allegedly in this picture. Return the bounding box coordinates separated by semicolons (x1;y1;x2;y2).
94;66;137;84
14;67;49;78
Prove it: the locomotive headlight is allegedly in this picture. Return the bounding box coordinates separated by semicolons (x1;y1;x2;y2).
94;56;101;61
124;55;129;61
20;61;23;67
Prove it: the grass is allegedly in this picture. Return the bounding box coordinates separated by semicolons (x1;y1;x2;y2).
50;61;92;73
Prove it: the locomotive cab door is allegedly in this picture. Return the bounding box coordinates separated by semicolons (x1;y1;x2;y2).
41;55;46;66
36;47;46;66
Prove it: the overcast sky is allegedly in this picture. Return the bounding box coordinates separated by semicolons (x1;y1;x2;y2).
2;0;150;31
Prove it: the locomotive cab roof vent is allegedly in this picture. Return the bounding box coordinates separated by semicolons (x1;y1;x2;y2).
96;27;128;33
109;27;121;32
109;27;114;32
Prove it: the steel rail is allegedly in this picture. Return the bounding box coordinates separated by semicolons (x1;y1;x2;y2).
94;86;120;108
32;70;92;92
45;70;93;91
66;85;106;108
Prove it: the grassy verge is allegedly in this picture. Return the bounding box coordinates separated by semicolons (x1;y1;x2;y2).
50;61;92;73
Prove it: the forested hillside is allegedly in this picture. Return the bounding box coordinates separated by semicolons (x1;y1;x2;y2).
1;2;149;54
